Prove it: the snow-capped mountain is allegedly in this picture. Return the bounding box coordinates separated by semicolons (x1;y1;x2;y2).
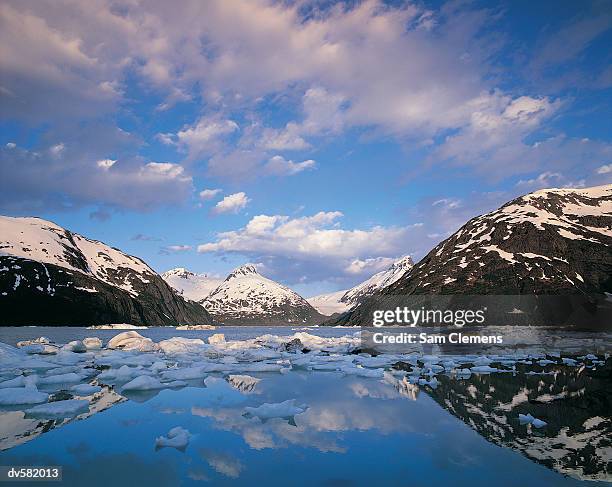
307;255;414;316
162;267;223;302
201;264;324;325
337;185;612;326
388;185;612;295
0;216;213;326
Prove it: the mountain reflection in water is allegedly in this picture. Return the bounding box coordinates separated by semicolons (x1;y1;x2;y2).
423;361;611;481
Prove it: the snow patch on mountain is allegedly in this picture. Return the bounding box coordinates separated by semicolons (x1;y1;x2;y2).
0;216;154;296
162;267;223;301
307;256;414;315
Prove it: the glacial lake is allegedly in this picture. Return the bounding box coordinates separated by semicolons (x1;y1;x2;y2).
0;326;610;486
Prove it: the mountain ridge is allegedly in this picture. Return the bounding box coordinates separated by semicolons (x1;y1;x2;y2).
0;215;214;326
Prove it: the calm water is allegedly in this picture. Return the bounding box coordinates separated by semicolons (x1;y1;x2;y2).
0;327;610;486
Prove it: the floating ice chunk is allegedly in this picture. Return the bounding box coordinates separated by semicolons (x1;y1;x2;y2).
473;357;493;366
455;368;472;378
49;351;92;365
107;332;159;352
159;337;206;355
83;337;102;350
150;361;168;373
165;380;187;388
16;337;50;347
121;375;166;391
538;359;555;366
160;367;205;381
340;366;384;378
532;418;547;428
20;343;58;355
355;356;394;368
0;386;48;405
38;373;83;384
155;426;191;451
98;365;150;382
310;363;343;371
585;354;597;360
470;365;499;373
234;362;284;373
208;334;225;345
244;399;308;421
62;341;87;353
25;399;89;418
0;376;26;388
519;413;535;424
227;375;261;394
418;377;438;388
19;358;58;371
421;355;440;364
71;384;102;395
518;413;547;428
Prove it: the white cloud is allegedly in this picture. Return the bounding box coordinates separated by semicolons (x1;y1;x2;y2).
0;137;194;212
198;211;413;282
596;164;612;174
212;192;250;214
344;257;396;275
174;117;238;160
143;162;189;180
199;188;222;200
264;155;316;176
96;158;117;170
516;171;563;189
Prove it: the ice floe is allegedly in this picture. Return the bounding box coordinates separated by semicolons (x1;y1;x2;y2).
155;426;191;451
71;384;102;395
107;331;159;352
0;386;48;405
25;399;89;418
122;375;166;391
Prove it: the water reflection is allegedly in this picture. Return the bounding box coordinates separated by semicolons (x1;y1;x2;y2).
423;361;612;481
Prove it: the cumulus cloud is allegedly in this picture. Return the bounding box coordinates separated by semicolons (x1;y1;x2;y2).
198;211;414;283
173;117;239;160
199;188;222;200
596;164;612;174
264;155;316;176
212;192;250;214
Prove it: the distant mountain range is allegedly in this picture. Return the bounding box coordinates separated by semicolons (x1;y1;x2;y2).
2;184;610;327
307;255;414;315
0;216;213;326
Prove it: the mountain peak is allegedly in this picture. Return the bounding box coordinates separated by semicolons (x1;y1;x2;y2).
162;267;195;279
226;263;259;280
390;255;414;270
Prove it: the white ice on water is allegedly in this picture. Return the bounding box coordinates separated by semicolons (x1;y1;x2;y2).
25;399;89;418
155;426;191;450
0;328;605;433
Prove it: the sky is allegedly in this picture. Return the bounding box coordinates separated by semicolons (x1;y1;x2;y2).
1;0;611;297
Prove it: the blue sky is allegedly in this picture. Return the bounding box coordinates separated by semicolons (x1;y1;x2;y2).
1;0;611;296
